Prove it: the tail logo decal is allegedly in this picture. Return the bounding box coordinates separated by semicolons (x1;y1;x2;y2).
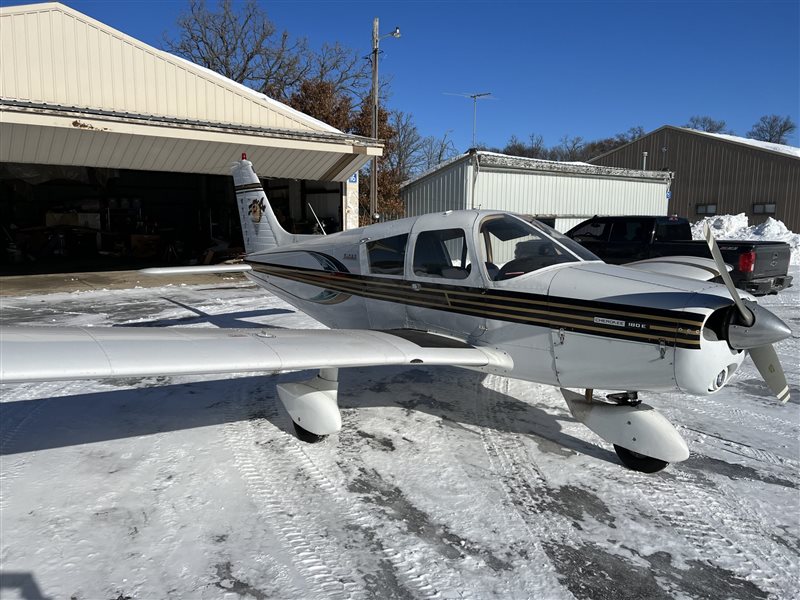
248;199;266;223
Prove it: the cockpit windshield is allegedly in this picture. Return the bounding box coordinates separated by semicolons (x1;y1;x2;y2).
480;214;599;281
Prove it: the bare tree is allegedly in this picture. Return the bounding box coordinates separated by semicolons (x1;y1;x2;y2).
164;0;306;99
386;111;426;181
747;114;797;144
165;0;371;103
306;42;372;103
551;135;585;161
502;133;547;159
351;103;403;223
419;131;459;171
503;135;528;158
685;115;730;133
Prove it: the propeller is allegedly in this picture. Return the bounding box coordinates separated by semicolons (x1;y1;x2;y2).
703;223;791;403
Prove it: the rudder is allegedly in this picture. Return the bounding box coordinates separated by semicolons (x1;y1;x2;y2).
231;157;293;254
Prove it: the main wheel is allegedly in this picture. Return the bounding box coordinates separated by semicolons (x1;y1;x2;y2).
293;422;327;443
613;444;669;473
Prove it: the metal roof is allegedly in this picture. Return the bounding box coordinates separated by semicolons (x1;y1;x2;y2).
401;150;672;190
0;2;381;180
589;126;800;164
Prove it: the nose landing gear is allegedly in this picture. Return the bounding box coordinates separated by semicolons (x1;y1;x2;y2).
561;389;688;473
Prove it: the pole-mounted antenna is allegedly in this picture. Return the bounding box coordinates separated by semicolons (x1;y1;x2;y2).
444;92;494;148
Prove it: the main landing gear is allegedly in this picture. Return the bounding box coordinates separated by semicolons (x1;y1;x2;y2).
561;389;689;473
277;368;342;444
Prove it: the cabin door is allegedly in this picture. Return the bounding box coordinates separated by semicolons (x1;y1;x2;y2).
405;215;487;339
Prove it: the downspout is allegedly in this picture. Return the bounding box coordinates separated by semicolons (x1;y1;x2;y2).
470;149;481;210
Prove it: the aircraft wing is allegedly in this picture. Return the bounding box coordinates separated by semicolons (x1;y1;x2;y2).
0;326;510;384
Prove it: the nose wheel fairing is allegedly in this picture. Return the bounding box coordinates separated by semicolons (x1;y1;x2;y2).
561;389;689;468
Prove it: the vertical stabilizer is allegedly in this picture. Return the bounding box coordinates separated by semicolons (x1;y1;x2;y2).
232;158;293;254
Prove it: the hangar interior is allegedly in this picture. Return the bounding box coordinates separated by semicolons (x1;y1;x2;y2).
1;162;344;273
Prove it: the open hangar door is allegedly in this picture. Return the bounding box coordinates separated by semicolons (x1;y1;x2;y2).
0;162;346;275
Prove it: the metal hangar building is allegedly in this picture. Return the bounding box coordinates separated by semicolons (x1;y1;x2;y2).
588;126;800;232
0;2;381;272
400;150;672;232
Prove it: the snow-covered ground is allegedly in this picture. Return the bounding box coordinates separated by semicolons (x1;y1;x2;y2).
1;273;798;600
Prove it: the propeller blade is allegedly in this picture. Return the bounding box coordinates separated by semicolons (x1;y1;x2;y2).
749;345;791;404
702;223;753;326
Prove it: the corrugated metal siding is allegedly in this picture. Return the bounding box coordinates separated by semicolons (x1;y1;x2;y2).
0;4;318;132
402;159;668;227
555;218;587;232
590;127;800;231
405;158;468;217
474;169;666;217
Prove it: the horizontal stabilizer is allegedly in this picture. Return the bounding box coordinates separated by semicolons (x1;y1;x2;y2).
140;264;252;275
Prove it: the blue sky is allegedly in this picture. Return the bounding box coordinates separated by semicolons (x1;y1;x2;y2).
12;0;800;151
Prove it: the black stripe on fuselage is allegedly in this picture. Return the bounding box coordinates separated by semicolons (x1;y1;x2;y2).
248;261;705;349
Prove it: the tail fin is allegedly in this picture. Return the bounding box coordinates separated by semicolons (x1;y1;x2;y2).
232;157;293;254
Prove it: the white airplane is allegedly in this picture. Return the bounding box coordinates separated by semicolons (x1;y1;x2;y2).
0;156;791;473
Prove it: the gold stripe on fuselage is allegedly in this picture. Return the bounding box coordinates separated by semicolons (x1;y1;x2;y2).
250;263;703;348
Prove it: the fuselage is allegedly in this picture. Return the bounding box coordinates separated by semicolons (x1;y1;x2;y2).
243;210;746;396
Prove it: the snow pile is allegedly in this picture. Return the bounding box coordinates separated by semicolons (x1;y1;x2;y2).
692;213;800;264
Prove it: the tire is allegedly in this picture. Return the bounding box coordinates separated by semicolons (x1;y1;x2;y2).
613;444;669;473
293;422;327;443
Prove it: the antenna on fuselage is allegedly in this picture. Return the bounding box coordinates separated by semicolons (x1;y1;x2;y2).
307;202;327;235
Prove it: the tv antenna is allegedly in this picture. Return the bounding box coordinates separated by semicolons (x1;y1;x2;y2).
444;92;494;148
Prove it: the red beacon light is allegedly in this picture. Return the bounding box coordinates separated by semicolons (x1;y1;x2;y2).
242;153;247;160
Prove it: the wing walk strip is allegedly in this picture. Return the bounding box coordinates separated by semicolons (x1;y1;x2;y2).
250;263;704;349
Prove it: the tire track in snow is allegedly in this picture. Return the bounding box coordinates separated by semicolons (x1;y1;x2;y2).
280;421;447;600
625;467;797;598
473;374;572;599
222;382;448;599
679;394;798;443
222;392;359;600
682;426;800;470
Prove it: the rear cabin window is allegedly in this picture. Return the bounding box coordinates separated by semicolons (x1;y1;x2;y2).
413;229;469;279
367;234;408;275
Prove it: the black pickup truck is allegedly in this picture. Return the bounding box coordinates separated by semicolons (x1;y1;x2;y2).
565;216;793;295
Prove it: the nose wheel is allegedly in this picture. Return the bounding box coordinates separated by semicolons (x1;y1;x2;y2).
613;444;669;473
293;422;327;444
561;388;689;473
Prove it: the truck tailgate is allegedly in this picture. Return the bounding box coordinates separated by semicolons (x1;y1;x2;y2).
718;242;791;279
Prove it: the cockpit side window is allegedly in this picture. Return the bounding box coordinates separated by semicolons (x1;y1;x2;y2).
367;234;408;275
480;215;578;281
413;228;470;279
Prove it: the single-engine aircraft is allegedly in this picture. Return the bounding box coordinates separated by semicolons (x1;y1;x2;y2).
0;156;792;473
